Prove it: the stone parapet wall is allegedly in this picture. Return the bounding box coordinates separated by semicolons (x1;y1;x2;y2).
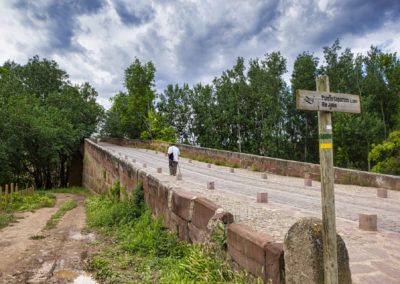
83;139;284;283
99;137;400;191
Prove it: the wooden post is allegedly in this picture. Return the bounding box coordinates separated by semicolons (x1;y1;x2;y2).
317;75;338;284
10;183;14;204
5;184;9;207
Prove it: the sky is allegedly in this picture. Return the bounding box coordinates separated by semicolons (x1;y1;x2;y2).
1;0;399;109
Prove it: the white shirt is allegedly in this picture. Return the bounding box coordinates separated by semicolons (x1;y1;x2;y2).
167;145;180;162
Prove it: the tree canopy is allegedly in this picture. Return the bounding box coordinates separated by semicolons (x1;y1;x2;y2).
0;56;104;188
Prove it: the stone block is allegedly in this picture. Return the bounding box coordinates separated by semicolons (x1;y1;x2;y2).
284;217;351;284
228;223;272;264
188;223;206;243
207;164;211;168
377;188;387;198
171;188;196;221
188;159;192;163
257;192;268;203
143;163;147;168
207;181;215;190
261;173;268;179
191;197;219;230
157;167;162;173
230;168;235;173
227;224;284;283
304;178;312;187
359;213;377;231
167;211;190;242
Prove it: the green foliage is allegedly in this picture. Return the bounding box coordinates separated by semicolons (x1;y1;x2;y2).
0;212;16;229
10;192;55;211
0;191;55;228
45;199;77;229
0;56;104;187
47;187;91;196
102;58;157;139
86;184;257;283
369;131;400;175
102;39;400;173
86;183;144;228
140;110;176;142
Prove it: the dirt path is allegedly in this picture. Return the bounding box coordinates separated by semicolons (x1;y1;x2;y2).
0;193;96;283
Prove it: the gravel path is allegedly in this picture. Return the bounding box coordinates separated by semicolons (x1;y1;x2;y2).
101;143;400;283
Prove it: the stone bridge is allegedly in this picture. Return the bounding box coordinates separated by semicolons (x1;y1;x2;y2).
82;138;400;283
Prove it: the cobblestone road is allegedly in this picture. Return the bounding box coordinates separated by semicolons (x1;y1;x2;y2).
101;143;400;283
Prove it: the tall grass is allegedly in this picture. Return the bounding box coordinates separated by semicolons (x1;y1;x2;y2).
86;182;259;283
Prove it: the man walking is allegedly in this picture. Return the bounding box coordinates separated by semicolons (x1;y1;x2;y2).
167;143;180;176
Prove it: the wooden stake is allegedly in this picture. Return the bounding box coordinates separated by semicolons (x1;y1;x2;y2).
317;75;338;284
10;183;14;204
5;184;9;207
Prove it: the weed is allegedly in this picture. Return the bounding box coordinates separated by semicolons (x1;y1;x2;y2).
30;234;46;240
45;200;77;230
47;187;91;197
0;212;16;229
86;183;260;283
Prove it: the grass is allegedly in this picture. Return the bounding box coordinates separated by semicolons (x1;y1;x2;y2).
0;212;17;229
86;182;261;284
0;190;56;229
30;234;46;240
47;187;92;197
45;199;77;230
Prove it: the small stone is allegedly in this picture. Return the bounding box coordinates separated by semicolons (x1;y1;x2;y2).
377;188;387;198
143;163;147;168
261;173;268;179
157;167;162;173
230;168;234;173
207;164;211;168
188;159;192;163
207;181;215;190
359;213;377;231
257;192;268;203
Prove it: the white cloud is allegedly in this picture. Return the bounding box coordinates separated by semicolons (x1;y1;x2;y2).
1;0;399;110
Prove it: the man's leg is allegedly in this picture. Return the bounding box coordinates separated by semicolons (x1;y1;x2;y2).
172;161;178;176
169;160;174;175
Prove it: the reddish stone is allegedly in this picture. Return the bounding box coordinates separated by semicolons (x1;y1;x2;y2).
257;192;268;203
227;223;272;264
228;243;265;278
188;223;206;243
359;213;378;231
171;188;196;221
377;188;388;198
191;197;219;230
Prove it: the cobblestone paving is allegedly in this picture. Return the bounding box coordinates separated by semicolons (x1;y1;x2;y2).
101;143;400;283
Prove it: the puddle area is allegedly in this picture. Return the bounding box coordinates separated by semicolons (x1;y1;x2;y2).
69;231;95;241
54;269;97;283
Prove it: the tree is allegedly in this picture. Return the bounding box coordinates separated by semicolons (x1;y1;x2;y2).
290;52;319;163
369;130;400;175
0;56;103;188
124;58;156;138
157;84;192;143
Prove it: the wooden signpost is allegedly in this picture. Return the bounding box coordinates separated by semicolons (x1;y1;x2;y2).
296;75;360;284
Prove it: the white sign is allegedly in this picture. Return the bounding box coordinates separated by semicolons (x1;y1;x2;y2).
296;90;361;113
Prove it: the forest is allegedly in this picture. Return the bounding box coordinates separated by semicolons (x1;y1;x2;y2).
0;56;104;188
1;39;400;188
103;40;400;175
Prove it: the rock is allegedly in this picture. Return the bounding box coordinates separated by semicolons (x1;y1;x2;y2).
284;217;351;284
